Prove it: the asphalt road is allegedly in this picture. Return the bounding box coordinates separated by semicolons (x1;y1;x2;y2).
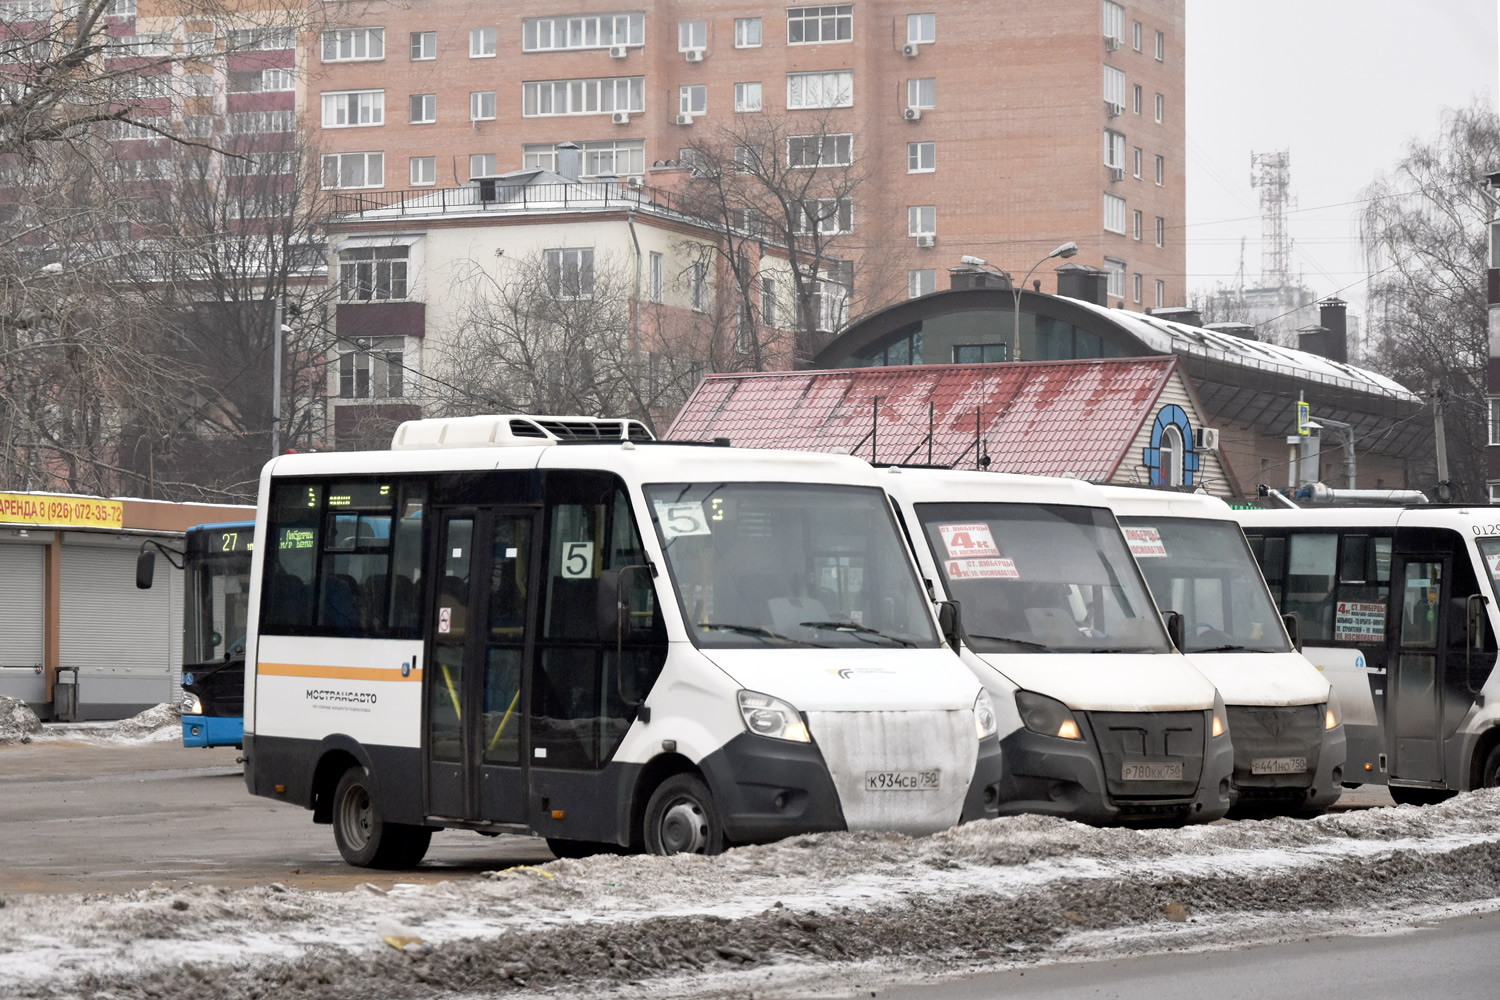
854;912;1500;999
0;739;551;895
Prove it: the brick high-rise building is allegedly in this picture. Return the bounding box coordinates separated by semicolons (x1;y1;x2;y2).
310;0;1185;319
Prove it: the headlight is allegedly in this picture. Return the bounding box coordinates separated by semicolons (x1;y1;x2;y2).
1014;690;1082;740
974;689;998;740
181;692;203;715
1212;691;1228;739
1324;688;1343;730
737;690;811;743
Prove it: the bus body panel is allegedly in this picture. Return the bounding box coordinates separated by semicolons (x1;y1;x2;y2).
969;650;1216;713
1184;651;1328;708
701;647;981;712
252;635;423;747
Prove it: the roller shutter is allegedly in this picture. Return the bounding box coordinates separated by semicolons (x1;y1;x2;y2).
60;543;178;686
0;543;45;667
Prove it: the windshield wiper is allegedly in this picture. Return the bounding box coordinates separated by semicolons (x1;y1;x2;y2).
963;632;1052;652
798;620;916;648
697;622;827;647
1192;643;1279;653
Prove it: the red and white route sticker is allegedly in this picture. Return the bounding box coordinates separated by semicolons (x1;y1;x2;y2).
438;607;452;634
1487;553;1500;578
1122;526;1168;558
946;557;1020;580
938;523;1000;559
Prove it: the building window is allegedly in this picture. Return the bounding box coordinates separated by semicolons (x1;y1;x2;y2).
1132;209;1142;240
1104;257;1125;299
523;140;645;177
339;338;405;399
788;132;852;167
796;198;853;235
410;94;435;124
953;343;1007;363
1104;129;1125;169
1155;29;1164;61
908;141;935;173
1133;146;1142;178
1102;2;1124;45
1132;273;1142;304
106;0;136;15
678;20;706;51
410;156;435;186
226;27;295;51
322;27;384;62
908;205;936;236
322;90;385;128
1489;398;1500;445
907;77;935;109
1104;65;1125;111
545;248;595;299
321;152;383;189
1155;154;1164;185
229;68;294;93
1490;483;1500;504
787;71;853;109
735;82;763;112
523;77;645;116
1104;193;1126;234
410;31;435;60
907;13;935;43
1155;279;1165;307
735;17;762;47
680;84;707;117
788;5;852;44
1155;216;1164;247
689;260;708;311
471;91;496;121
1155;92;1164;123
761;275;778;327
908;268;936;298
1132;20;1141;50
338;247;407;301
469;153;496;179
523;13;644;51
648;252;663;303
1133;83;1142;114
470;27;496;57
1159;424;1184;486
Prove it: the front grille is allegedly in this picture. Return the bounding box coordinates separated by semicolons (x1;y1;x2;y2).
1226;704;1322;788
1083;710;1206;801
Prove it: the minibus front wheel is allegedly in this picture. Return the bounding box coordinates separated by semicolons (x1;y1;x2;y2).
332;766;432;868
644;774;726;856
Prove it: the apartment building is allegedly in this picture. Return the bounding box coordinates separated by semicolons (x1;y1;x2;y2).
311;0;1185;318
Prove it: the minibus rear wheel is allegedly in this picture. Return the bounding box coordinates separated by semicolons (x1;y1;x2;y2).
643;774;725;856
1477;744;1500;790
332;766;432;868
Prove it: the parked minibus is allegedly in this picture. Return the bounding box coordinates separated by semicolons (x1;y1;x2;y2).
242;416;1003;866
1097;487;1345;816
1237;504;1500;803
879;467;1234;825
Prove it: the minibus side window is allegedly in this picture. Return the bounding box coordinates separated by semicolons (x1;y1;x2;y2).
264;482;323;630
1285;533;1337;640
1334;533;1391;617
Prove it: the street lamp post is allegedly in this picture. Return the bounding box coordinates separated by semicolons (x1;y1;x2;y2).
961;241;1078;362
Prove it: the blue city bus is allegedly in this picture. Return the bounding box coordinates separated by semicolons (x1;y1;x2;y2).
138;521;254;747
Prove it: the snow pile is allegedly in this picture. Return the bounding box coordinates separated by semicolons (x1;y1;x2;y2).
0;695;41;745
5;792;1500;1000
31;703;180;744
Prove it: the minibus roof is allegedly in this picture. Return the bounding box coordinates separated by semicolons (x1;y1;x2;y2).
1232;505;1500;534
1095;485;1235;521
877;467;1110;507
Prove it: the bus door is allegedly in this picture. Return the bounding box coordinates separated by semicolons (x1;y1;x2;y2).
1387;549;1449;784
426;507;539;825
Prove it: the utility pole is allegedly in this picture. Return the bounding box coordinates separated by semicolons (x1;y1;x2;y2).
1432;379;1451;501
270;299;282;459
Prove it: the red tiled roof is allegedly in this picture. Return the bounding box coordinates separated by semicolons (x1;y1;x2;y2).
666;357;1178;480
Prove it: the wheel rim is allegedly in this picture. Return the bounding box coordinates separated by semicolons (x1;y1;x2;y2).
340;784;373;851
658;797;709;854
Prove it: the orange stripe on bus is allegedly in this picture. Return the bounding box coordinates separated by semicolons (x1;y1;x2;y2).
258;663;424;682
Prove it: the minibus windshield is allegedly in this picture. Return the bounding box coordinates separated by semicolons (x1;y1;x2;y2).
916;502;1171;654
645;482;940;649
1475;539;1500;604
1119;516;1291;653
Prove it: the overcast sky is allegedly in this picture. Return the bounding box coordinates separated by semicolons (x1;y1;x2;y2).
1184;0;1499;314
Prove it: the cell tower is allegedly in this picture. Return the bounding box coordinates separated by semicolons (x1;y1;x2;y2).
1250;150;1292;288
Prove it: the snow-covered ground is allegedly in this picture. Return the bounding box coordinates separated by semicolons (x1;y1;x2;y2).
4;791;1500;999
0;699;182;747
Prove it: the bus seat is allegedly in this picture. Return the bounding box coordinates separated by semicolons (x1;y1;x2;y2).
769;596;827;635
1025;606;1077;645
320;573;361;629
547;577;598;639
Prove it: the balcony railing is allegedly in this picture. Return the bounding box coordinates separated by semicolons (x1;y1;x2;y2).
328;179;683;220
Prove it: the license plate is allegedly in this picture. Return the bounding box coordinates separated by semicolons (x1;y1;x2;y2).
1251;756;1308;775
865;769;940;791
1122;762;1183;781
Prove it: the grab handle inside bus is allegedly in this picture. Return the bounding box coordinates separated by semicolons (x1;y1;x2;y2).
1281;611;1302;653
1466;593;1489;696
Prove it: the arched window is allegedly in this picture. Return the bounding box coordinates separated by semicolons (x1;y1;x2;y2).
1159;425;1184;486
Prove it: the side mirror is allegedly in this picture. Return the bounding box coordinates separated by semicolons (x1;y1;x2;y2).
1467;593;1490;697
595;564;652;646
1282;611;1302;652
136;549;156;590
936;600;961;650
1164;610;1186;652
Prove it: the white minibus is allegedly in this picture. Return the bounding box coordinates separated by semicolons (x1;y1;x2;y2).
1237;504;1500;803
880;468;1234;825
1098;487;1345;816
242;416;1002;866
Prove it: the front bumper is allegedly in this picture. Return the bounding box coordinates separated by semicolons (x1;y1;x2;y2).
698;732;847;844
182;714;244;748
1226;704;1347;815
961;734;1004;822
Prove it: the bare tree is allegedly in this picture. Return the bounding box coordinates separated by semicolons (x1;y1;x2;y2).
1359;101;1500;501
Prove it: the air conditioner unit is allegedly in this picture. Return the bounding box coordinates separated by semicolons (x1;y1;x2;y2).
915;234;935;248
612;111;631;124
1196;427;1221;451
1105;101;1124;117
684;48;704;62
1105;35;1120;51
902;42;921;58
624;175;643;189
609;44;628;58
903;106;922;121
675;113;694;126
1109;166;1124;181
